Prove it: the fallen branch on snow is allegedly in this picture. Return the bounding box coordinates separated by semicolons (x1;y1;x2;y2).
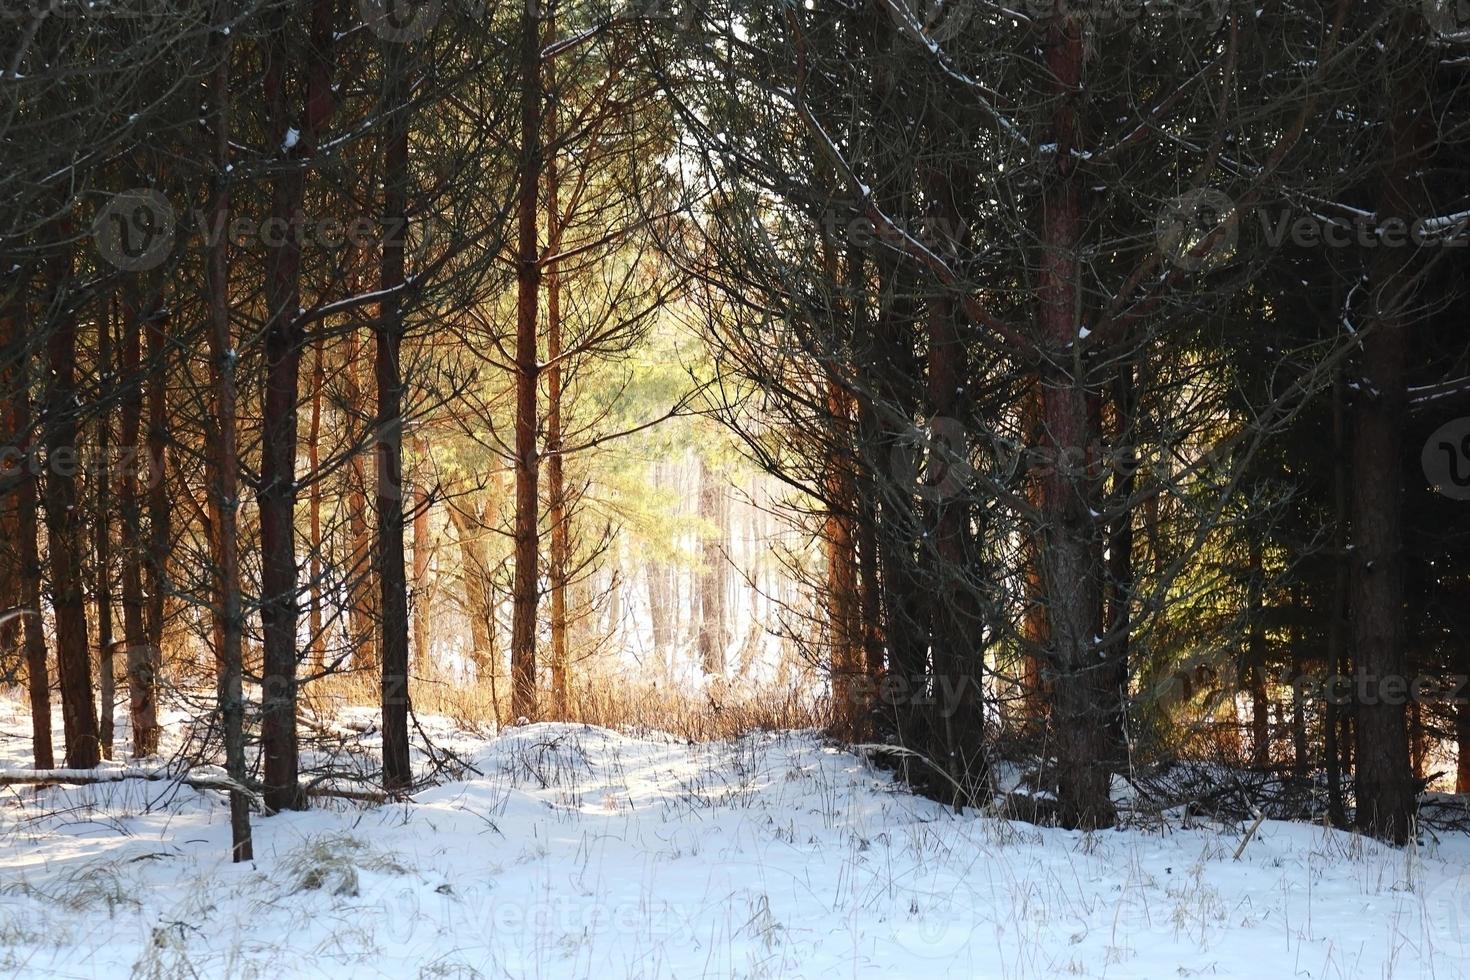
0;767;260;801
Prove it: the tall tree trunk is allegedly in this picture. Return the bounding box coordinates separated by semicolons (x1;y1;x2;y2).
824;378;862;739
922;159;983;799
1457;701;1470;794
3;282;52;768
1017;386;1050;739
143;310;169;696
447;501;497;682
308;340;325;667
377;32;413;793
94;310;114;759
343;339;379;673
604;537;623;644
412;434;432;671
696;456;728;674
1036;10;1111;829
18;473;51;769
41;240;99;769
0;307;20;658
118;296;156;758
0;330;17;656
509;0;544;722
1289;626;1309;780
1350;34;1424;843
824;235;866;738
647;560;674;654
257;1;333;811
1247;538;1269;768
545;53;570;719
1104;366;1135;758
1325;366;1349;824
205;3;253;857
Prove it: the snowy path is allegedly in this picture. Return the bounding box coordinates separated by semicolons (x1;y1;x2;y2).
2;714;1468;979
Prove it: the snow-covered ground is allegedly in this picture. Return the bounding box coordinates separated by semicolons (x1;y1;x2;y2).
2;698;1469;979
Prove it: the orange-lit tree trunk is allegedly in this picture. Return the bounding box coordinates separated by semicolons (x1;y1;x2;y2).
142;307;170;708
544;49;569;718
343;335;378;674
1017;386;1050;738
1457;703;1470;794
824;379;862;739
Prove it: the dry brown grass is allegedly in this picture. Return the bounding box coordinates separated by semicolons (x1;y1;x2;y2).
300;662;827;743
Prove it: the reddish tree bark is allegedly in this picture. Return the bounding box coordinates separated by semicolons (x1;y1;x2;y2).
142;309;170;702
40;240;99;769
343;336;379;674
544;49;570;719
824;379;863;740
1035;10;1112;829
257;0;335;811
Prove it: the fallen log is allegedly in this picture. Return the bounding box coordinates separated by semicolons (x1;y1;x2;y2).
303;785;395;804
0;769;407;808
0;768;260;802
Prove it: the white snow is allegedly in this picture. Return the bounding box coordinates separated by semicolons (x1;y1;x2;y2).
1;696;1467;978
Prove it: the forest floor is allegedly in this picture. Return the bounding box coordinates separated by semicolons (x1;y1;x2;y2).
1;694;1468;979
